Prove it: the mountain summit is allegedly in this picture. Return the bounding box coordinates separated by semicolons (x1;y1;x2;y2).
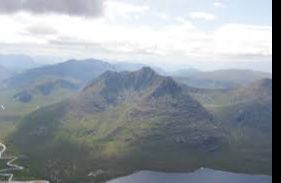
72;67;213;128
82;67;182;104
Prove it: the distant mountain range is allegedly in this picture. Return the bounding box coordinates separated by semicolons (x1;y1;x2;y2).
8;68;272;183
174;69;272;89
0;60;150;122
5;59;115;87
0;58;272;122
0;54;37;70
5;58;272;90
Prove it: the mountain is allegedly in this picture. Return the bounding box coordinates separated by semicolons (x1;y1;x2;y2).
174;69;272;89
5;58;169;89
188;79;272;175
0;59;115;120
236;79;272;101
218;79;272;132
0;59;116;124
189;78;272;133
0;54;36;70
9;68;223;183
6;69;272;182
5;59;115;88
0;77;78;125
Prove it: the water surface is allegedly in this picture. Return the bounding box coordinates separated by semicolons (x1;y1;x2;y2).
108;168;272;183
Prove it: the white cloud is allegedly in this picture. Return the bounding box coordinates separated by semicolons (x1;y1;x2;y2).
189;12;217;21
0;1;272;65
156;12;170;20
176;17;185;23
209;24;272;57
0;14;48;44
213;0;227;8
26;23;57;36
104;1;150;20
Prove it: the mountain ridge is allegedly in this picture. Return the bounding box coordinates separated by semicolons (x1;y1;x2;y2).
5;59;115;87
0;54;36;70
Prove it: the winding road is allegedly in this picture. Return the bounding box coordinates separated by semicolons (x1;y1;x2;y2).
0;143;24;182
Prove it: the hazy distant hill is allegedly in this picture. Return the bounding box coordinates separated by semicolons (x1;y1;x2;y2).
5;59;168;88
0;54;36;70
175;69;272;89
6;59;115;88
0;66;11;82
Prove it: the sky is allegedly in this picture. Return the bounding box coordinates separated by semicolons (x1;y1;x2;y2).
0;0;272;72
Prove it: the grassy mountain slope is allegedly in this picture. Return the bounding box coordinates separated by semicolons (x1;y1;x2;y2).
0;78;79;140
0;59;114;125
189;79;272;174
9;68;225;182
4;69;272;182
